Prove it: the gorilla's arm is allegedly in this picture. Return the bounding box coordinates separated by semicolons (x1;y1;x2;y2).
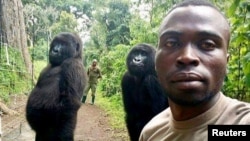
61;58;86;100
144;75;168;113
121;72;138;114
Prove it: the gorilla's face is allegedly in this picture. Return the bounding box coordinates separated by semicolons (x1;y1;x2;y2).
49;33;82;66
127;44;156;78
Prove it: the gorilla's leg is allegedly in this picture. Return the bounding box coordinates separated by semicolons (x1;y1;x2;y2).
57;113;77;141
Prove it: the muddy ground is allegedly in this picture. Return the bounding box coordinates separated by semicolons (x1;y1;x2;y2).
1;95;129;141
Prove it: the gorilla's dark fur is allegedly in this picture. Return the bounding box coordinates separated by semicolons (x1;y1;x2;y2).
121;43;169;141
26;32;87;141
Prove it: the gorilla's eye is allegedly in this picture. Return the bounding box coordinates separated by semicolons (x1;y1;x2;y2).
138;51;147;57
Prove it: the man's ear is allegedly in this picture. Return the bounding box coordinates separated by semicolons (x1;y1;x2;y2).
227;53;229;62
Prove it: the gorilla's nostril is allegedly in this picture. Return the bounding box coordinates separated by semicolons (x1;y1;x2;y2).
53;45;61;53
53;48;58;52
133;58;141;63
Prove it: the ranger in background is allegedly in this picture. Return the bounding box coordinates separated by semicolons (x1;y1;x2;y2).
82;59;102;105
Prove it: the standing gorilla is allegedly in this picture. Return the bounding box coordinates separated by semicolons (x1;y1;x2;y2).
26;32;87;141
121;43;169;141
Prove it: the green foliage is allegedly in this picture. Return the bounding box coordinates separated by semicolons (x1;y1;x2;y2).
129;0;182;45
22;0;84;16
105;1;131;47
0;47;32;102
83;47;104;67
227;0;241;16
222;0;250;100
23;3;59;46
98;44;131;97
33;61;47;80
29;39;49;61
96;91;126;129
88;0;132;48
129;15;158;45
243;52;250;87
50;11;78;37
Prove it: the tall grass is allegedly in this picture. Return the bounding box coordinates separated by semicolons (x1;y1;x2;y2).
95;91;129;140
96;91;126;129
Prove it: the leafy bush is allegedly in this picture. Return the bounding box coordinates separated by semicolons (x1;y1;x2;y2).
222;0;250;101
29;39;49;61
0;47;32;102
99;44;131;97
96;92;126;129
33;60;47;80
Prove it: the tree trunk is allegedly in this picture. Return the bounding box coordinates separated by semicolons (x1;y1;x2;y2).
0;0;32;74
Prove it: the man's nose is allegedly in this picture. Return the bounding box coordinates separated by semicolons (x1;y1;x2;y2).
176;43;199;67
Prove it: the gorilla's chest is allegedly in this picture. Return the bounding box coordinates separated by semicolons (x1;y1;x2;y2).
38;67;62;87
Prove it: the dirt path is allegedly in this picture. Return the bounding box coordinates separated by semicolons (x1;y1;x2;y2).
1;95;129;141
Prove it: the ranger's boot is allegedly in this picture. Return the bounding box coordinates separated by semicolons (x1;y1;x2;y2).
91;96;95;105
81;96;87;103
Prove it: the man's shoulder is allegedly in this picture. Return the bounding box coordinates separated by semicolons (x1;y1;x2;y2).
140;108;170;140
145;108;170;128
223;95;250;123
95;66;101;72
224;95;250;108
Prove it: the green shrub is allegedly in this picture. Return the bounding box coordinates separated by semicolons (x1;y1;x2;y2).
0;47;32;102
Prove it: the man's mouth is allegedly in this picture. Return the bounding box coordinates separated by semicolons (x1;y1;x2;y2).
171;72;203;82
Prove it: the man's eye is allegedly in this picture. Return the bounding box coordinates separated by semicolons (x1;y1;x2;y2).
164;39;180;48
200;40;216;50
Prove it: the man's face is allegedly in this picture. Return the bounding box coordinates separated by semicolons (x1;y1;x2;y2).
92;61;97;67
156;6;230;106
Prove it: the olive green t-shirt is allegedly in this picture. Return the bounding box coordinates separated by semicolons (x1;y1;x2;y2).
139;92;250;141
87;66;101;84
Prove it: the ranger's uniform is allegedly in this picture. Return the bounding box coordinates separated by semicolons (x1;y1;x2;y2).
82;64;102;104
